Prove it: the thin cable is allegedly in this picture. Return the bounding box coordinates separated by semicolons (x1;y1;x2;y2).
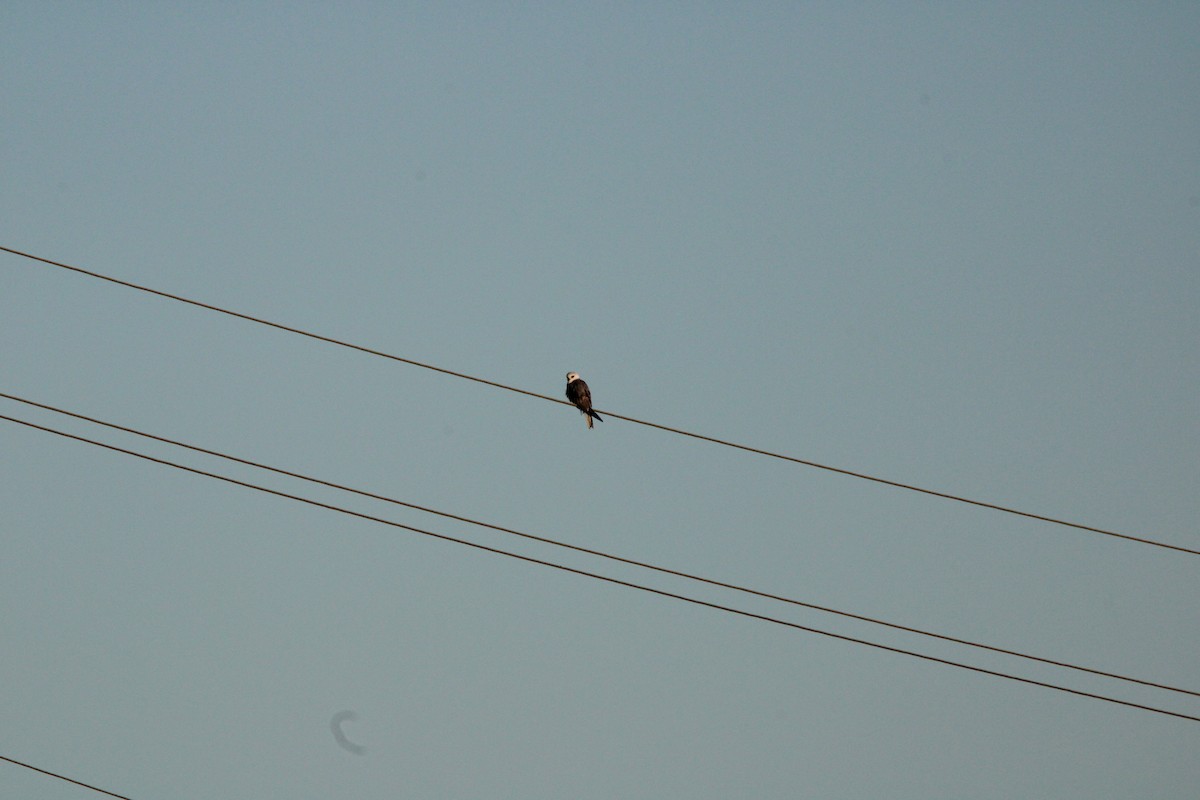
4;390;1196;700
0;754;134;800
3;413;1198;724
3;248;1194;556
3;244;1193;556
0;245;551;401
4;244;1195;556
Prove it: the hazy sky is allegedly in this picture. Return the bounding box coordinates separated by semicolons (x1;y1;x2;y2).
3;4;1198;798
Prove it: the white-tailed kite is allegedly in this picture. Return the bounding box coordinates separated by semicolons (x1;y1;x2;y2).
565;372;603;429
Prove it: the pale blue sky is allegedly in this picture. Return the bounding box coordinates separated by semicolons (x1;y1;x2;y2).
3;4;1198;798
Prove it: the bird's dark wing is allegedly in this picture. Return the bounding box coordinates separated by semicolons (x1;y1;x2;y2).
566;379;591;409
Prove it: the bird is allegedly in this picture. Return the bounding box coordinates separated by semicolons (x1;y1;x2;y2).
565;371;603;429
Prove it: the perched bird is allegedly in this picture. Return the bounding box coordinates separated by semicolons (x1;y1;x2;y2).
565;371;603;429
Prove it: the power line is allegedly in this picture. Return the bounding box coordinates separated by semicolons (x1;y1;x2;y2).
3;412;1198;724
0;754;135;800
3;244;1192;557
4;390;1196;701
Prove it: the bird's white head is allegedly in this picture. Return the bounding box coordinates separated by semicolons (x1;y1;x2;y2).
566;372;580;383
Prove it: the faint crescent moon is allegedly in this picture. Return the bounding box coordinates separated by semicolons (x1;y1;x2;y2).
330;710;366;755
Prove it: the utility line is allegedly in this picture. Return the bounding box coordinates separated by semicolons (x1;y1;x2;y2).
3;390;1196;700
0;754;134;800
2;412;1198;724
3;245;1193;557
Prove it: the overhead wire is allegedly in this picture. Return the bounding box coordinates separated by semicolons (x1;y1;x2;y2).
2;412;1198;724
3;389;1196;701
0;754;135;800
3;244;1193;557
